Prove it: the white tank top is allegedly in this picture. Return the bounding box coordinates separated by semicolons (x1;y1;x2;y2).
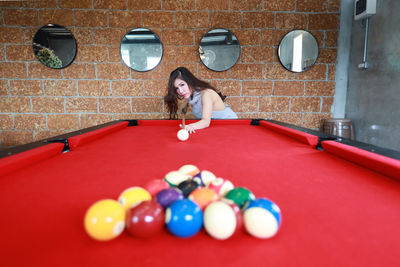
188;91;238;119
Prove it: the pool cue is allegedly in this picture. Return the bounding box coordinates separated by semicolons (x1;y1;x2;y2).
181;101;189;129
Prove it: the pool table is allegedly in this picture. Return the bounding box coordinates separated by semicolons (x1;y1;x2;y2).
1;119;399;267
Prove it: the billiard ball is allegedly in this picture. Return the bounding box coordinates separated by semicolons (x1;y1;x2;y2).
84;199;125;241
203;201;239;240
188;187;219;209
177;179;200;198
177;129;189;141
165;199;203;238
243;198;282;239
224;187;255;209
208;177;234;197
178;164;200;177
126;200;164;238
143;178;170;196
156;187;184;209
164;170;191;187
118;186;152;211
192;170;216;186
221;198;243;231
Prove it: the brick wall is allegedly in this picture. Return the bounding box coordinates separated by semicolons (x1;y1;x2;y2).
0;0;340;149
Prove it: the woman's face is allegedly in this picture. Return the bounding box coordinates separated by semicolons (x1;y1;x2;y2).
174;78;192;99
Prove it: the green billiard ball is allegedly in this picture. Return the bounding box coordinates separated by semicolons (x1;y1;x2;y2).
224;187;255;209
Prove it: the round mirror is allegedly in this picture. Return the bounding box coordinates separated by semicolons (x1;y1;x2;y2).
32;24;77;69
199;28;240;72
120;28;163;72
278;30;318;73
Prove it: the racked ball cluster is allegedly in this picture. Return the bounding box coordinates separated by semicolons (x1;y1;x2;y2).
83;164;282;241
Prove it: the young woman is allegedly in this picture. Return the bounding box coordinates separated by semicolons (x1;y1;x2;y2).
164;67;237;133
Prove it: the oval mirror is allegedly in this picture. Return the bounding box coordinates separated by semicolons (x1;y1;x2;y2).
32;24;77;69
278;30;319;73
120;28;163;72
199;28;240;72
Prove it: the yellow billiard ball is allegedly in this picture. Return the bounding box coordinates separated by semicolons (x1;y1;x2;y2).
84;199;125;241
118;186;152;211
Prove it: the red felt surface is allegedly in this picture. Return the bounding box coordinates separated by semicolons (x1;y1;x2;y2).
0;142;64;177
259;120;319;147
1;120;400;267
68;121;129;150
322;140;400;180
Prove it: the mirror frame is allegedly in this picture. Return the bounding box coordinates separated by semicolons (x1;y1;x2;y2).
32;24;77;69
120;28;163;72
199;28;240;72
277;30;319;73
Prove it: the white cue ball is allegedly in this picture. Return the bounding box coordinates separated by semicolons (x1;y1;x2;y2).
177;129;189;141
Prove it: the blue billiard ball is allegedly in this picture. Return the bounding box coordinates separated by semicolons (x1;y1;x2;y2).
243;198;282;239
165;199;203;238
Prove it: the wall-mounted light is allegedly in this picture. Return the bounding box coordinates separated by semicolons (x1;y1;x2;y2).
354;0;377;70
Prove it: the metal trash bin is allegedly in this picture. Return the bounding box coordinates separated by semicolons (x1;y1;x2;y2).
322;118;355;140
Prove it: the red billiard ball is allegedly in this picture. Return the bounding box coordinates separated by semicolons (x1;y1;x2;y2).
208;177;234;197
144;178;170;197
126;200;164;238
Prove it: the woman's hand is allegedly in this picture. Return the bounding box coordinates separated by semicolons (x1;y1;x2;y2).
180;124;196;134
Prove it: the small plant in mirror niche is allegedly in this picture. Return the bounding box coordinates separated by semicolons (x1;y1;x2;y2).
36;47;62;68
32;24;77;69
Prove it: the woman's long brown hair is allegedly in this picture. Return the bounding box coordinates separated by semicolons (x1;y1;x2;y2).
164;67;226;119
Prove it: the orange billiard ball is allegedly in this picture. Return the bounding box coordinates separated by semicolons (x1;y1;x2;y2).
188;187;219;209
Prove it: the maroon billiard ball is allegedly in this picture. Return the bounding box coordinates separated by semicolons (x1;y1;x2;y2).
221;198;243;232
126;200;164;238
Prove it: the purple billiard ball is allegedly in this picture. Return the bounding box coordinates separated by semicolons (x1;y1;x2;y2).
156;188;184;209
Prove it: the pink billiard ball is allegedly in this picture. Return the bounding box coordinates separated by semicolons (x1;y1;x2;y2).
126;200;164;238
144;178;170;197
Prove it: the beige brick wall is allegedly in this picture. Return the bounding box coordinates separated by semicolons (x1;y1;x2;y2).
0;0;340;148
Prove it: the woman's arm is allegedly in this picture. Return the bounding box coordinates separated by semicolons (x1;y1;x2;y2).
182;90;213;133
